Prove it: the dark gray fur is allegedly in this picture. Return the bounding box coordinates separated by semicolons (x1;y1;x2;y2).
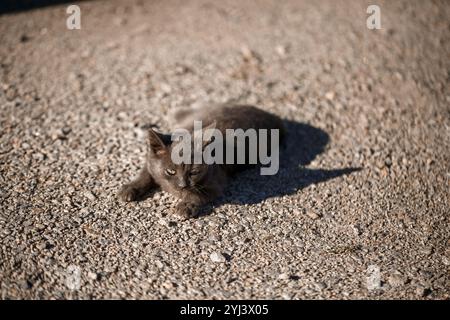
119;103;285;218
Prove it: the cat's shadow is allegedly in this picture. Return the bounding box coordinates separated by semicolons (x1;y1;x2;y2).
202;120;361;213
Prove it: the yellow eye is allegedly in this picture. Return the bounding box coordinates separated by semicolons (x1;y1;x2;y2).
165;168;176;176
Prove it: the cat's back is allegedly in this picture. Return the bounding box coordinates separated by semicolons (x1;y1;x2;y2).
169;103;285;135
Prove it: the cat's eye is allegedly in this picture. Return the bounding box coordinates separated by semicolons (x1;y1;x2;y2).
165;168;176;176
190;169;200;175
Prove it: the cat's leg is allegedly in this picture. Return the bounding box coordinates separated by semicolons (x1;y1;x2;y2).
175;186;224;219
175;171;227;218
175;199;204;219
119;168;157;202
174;190;213;218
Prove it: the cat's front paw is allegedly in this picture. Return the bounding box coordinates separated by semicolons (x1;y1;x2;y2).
118;185;138;202
175;202;199;219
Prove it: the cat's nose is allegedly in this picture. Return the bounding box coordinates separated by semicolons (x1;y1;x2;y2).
178;180;188;189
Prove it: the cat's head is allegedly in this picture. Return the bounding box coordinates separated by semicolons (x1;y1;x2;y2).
145;127;213;193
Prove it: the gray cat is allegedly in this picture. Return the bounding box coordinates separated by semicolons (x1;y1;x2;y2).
118;103;285;218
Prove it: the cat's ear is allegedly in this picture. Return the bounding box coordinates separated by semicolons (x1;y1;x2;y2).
147;128;167;155
204;121;216;131
203;121;217;147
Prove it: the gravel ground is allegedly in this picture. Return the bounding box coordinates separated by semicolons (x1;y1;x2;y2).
0;0;449;299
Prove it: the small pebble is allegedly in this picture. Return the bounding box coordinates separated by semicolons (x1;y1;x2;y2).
84;191;96;201
87;272;99;280
210;252;226;263
325;91;335;101
306;210;321;220
278;273;290;280
388;272;407;287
